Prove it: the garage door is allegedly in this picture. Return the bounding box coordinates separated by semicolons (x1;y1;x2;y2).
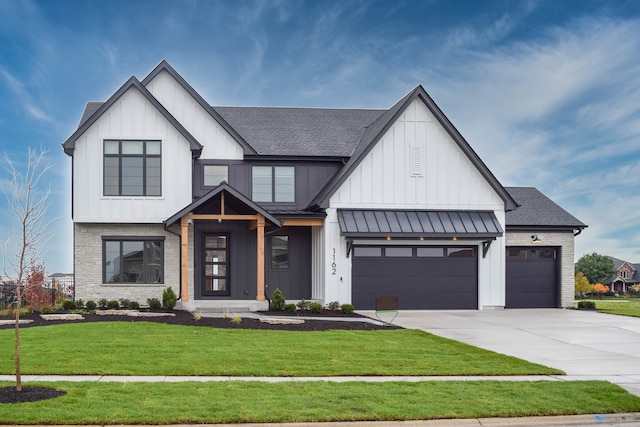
506;247;559;308
352;246;478;310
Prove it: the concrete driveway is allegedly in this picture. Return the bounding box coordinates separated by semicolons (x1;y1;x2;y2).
376;309;640;396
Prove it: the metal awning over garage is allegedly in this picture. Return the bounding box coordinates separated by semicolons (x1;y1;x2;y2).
337;209;503;239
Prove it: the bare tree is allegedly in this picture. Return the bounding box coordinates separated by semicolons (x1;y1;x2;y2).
2;147;53;392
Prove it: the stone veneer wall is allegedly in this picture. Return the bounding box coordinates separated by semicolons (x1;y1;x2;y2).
74;223;181;303
505;231;576;308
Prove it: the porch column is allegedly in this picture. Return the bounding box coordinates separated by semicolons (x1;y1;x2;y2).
180;217;189;302
256;214;265;301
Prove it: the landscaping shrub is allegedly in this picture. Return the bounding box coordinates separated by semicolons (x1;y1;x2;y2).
309;302;323;313
284;303;297;313
340;303;355;314
119;298;131;308
127;300;140;309
98;298;108;309
75;299;85;309
62;300;77;311
85;300;97;311
40;305;54;314
162;287;177;310
577;300;596;310
296;299;311;311
147;298;162;310
326;301;340;311
107;300;120;310
269;288;286;311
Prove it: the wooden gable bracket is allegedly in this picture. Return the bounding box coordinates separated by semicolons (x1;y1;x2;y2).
482;240;493;258
346;239;353;257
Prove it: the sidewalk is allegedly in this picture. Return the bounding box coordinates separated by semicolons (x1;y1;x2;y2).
2;373;639;385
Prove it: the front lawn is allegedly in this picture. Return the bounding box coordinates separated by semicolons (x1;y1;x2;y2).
2;380;640;424
592;299;640;318
0;322;560;376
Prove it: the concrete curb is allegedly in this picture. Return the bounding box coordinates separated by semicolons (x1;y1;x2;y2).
2;413;640;426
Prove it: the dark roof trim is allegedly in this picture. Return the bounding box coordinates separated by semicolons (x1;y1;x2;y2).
243;155;348;162
506;225;585;232
62;76;202;157
142;60;257;155
164;182;281;228
309;86;518;211
337;209;503;239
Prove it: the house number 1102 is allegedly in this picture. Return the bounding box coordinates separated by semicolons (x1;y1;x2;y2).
331;248;337;275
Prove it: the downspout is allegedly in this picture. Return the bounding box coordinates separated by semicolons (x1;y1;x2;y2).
164;222;182;301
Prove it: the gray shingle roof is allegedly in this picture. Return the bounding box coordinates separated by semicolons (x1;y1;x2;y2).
505;187;586;228
213;107;384;157
79;102;103;127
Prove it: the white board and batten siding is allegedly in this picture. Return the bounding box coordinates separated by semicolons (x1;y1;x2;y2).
324;98;507;309
72;87;194;223
145;69;244;160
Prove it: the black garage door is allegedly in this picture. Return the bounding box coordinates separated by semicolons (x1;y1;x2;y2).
506;247;559;308
352;246;478;310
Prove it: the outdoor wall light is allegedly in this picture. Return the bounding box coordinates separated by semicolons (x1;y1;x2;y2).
531;234;541;242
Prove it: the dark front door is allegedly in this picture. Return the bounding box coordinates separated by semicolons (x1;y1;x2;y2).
265;227;312;300
506;247;559;308
202;234;230;296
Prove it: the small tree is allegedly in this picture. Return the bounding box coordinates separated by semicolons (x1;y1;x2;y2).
575;252;616;285
2;148;53;392
592;283;610;299
574;272;592;299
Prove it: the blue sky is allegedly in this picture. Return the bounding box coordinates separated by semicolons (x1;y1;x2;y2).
1;0;640;274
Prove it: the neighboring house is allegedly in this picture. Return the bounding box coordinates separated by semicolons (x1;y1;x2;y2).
62;60;586;312
608;257;640;294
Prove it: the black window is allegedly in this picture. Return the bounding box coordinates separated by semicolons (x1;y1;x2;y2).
103;237;164;283
353;247;382;257
104;140;161;196
203;235;229;296
252;166;295;202
203;165;228;187
271;236;289;269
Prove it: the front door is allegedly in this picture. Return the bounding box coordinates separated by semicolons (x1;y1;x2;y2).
202;234;229;296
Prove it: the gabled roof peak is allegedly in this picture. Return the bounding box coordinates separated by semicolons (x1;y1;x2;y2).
142;60;257;155
61;75;202;157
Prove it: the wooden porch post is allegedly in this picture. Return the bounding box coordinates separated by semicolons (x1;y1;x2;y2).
180;217;189;302
256;214;265;301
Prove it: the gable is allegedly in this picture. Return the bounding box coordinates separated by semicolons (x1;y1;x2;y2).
69;85;196;222
63;77;201;157
143;63;251;160
330;98;505;209
312;85;517;211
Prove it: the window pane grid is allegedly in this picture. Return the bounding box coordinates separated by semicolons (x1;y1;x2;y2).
104;140;161;196
252;166;295;203
103;238;163;284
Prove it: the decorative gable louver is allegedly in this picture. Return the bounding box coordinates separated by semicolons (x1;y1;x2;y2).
410;145;423;177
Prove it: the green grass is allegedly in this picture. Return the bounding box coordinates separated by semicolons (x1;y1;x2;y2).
3;380;640;424
0;322;560;376
576;298;640;318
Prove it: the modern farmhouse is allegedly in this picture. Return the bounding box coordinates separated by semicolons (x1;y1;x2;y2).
62;61;586;312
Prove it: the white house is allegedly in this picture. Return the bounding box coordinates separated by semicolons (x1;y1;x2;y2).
62;61;586;312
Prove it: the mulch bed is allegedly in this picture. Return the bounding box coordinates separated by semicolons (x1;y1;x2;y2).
0;309;400;332
0;386;66;404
